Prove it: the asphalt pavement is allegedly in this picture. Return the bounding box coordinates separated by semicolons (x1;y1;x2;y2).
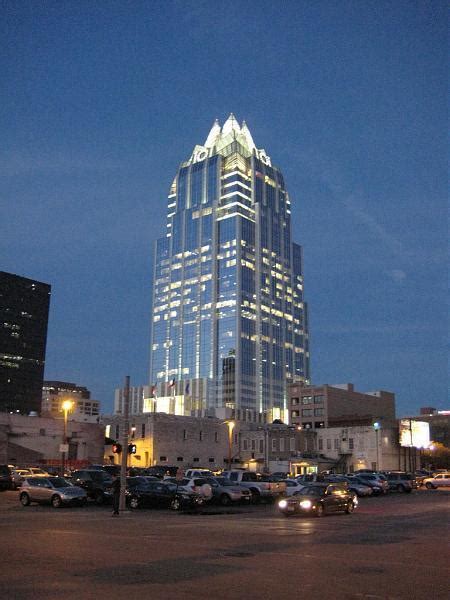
1;487;448;599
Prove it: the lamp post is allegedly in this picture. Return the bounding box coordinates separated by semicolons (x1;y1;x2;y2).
224;420;235;470
373;421;381;470
61;400;74;476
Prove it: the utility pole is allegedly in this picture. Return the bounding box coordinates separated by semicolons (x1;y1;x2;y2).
119;376;130;512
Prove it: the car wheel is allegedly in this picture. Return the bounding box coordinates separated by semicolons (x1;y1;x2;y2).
170;497;182;511
425;482;434;490
129;496;140;509
51;495;62;508
20;492;30;506
220;494;232;507
346;501;354;514
94;491;104;505
250;489;260;504
315;504;324;518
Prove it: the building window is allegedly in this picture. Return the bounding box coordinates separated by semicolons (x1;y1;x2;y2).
183;429;187;440
159;456;167;462
259;439;264;453
39;428;45;436
199;431;203;441
303;422;312;429
280;438;285;452
115;425;120;440
334;439;339;450
314;395;324;404
315;421;325;428
291;410;299;418
302;396;313;405
302;409;312;417
318;438;323;450
326;439;331;450
215;431;218;442
271;438;277;451
251;439;256;451
290;437;295;451
349;438;354;449
243;439;248;450
209;457;215;463
177;456;183;462
291;397;299;405
314;408;324;416
141;423;145;438
193;457;199;462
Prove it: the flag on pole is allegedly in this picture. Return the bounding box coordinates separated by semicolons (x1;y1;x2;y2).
185;381;190;395
169;378;176;388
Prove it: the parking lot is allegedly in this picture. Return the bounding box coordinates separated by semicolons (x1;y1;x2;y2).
1;487;448;599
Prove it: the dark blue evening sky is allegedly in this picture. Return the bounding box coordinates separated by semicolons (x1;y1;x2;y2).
1;1;447;416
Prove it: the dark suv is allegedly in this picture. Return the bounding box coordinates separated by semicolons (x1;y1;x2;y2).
70;469;113;504
0;465;12;491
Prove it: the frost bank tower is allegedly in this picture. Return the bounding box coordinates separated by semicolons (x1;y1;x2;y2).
149;115;310;421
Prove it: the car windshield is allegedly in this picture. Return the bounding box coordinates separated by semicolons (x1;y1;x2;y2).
90;471;112;483
360;475;376;480
48;477;72;488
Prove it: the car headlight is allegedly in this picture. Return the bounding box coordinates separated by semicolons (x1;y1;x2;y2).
299;500;312;509
278;499;288;508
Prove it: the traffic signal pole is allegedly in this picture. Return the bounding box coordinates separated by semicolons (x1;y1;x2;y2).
119;375;130;512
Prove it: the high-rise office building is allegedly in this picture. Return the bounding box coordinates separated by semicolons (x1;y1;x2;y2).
149;115;310;420
0;272;51;414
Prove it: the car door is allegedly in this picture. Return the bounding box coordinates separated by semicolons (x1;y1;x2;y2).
32;478;50;501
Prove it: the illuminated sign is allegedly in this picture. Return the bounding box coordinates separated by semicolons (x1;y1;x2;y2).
190;147;209;164
399;419;430;448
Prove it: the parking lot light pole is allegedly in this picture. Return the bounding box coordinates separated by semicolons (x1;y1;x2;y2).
373;421;381;470
61;400;74;476
224;420;235;470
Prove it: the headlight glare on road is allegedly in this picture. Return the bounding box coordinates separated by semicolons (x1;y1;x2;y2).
299;500;312;509
278;499;288;509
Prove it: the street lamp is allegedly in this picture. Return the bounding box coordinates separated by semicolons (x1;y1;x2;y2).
373;421;381;470
224;420;235;470
61;400;74;476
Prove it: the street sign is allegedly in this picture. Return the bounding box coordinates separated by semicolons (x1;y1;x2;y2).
59;444;69;453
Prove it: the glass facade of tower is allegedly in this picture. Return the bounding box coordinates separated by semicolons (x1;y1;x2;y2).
150;116;310;418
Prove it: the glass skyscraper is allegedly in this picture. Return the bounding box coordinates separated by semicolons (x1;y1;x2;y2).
149;115;310;420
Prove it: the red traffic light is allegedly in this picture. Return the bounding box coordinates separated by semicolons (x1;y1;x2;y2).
112;443;122;453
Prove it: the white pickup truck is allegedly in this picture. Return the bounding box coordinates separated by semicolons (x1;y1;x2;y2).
222;470;286;502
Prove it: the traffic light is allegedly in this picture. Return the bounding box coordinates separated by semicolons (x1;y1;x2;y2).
128;443;137;454
112;443;122;453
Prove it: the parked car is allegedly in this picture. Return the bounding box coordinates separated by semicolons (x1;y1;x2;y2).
163;477;213;501
351;473;388;495
282;479;306;496
19;477;87;508
125;478;203;510
146;465;178;479
0;465;13;491
222;470;286;502
16;467;50;478
184;469;214;478
278;483;357;518
326;475;373;497
204;477;251;505
422;473;450;489
9;468;25;490
70;469;113;504
385;472;415;493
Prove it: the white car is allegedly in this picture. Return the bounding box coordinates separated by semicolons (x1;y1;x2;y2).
423;473;450;489
164;477;213;501
283;479;306;496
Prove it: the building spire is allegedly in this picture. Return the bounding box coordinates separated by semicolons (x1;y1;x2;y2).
204;118;221;148
222;113;241;137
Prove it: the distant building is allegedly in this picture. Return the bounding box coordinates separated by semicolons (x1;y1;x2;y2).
413;407;450;448
0;413;104;467
149;115;310;418
41;381;100;423
0;271;51;415
103;412;230;470
114;385;152;416
288;383;396;431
